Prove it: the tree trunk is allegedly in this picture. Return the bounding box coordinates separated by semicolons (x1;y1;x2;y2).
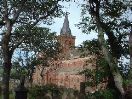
97;21;125;98
87;0;125;98
129;29;132;79
125;28;132;99
2;61;12;99
1;10;13;98
130;56;132;77
1;35;12;99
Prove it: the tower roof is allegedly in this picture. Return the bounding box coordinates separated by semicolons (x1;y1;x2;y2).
60;13;71;36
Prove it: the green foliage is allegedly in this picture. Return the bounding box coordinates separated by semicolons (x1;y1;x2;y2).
11;61;28;79
0;0;63;98
13;26;60;54
29;86;46;98
78;0;130;82
14;26;61;61
123;79;132;87
0;0;63;25
11;26;61;81
79;39;109;84
96;57;110;76
79;0;131;33
28;84;61;99
103;1;127;18
0;0;63;59
83;57;109;87
86;89;115;99
0;94;14;99
78;0;130;60
0;88;14;99
80;69;94;78
79;39;114;98
79;39;101;56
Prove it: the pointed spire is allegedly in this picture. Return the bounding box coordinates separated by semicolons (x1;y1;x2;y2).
60;12;71;36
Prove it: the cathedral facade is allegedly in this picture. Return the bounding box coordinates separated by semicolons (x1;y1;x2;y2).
32;14;106;91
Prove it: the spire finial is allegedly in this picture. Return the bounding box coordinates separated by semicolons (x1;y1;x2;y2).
66;12;70;16
60;12;71;36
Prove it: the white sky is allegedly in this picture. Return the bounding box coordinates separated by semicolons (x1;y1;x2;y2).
46;1;97;46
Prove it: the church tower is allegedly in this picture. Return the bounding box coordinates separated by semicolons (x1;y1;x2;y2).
57;13;75;58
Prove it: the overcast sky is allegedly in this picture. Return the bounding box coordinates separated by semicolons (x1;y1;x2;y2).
46;1;97;46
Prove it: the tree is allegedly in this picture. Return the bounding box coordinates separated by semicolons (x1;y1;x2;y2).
79;39;114;98
19;26;61;85
0;0;62;99
78;0;131;98
79;39;124;98
10;26;61;86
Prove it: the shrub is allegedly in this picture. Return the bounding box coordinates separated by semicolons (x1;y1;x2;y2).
86;89;115;99
28;84;61;99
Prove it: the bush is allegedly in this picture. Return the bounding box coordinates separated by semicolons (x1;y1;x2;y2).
28;84;61;99
86;89;115;99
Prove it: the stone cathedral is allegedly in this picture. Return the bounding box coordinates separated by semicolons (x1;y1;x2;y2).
32;14;106;92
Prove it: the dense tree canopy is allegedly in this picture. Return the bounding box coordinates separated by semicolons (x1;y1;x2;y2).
78;0;131;60
78;0;132;98
0;0;63;99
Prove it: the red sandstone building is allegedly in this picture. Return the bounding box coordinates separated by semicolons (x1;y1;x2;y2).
32;14;106;91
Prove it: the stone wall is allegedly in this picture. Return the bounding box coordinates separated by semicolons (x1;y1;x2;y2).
32;56;96;91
